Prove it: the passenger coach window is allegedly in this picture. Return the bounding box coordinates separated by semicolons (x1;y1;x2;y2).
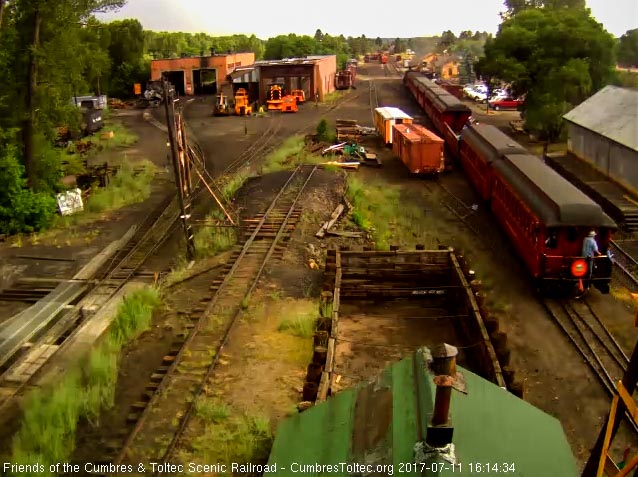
566;227;578;243
545;230;558;249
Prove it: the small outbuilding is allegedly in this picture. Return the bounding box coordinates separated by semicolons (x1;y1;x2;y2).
267;345;578;476
150;51;255;96
563;86;638;194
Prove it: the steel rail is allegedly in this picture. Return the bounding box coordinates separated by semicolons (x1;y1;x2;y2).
156;165;318;472
110;165;316;472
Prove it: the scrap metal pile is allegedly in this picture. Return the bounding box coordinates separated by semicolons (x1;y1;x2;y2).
320;142;380;169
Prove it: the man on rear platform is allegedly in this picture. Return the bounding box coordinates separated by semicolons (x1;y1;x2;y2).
582;230;602;281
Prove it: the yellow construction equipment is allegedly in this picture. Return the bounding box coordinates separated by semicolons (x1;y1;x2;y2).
213;92;230;116
234;88;252;116
267;85;283;111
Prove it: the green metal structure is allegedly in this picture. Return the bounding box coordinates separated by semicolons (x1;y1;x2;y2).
267;346;578;476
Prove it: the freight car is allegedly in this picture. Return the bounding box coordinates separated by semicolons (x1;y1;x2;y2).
374;107;413;146
392;123;445;175
403;70;616;295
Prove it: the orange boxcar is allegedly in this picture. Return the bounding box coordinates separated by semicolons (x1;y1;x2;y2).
392;123;445;175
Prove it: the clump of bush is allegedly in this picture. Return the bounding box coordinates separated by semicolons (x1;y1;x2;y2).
0;130;57;235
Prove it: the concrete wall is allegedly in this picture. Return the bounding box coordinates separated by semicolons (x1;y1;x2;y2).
150;52;255;94
567;123;638;194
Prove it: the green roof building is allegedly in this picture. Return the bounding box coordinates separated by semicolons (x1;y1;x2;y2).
267;345;577;476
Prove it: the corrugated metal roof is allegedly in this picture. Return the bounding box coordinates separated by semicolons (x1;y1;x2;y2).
253;55;335;67
563;86;638;151
375;107;413;120
268;347;578;476
494;154;617;228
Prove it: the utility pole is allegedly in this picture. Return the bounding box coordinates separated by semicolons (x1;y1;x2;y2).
581;340;638;477
163;80;195;260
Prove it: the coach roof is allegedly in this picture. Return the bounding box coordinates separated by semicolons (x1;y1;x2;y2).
494;154;617;228
414;76;470;113
461;124;528;162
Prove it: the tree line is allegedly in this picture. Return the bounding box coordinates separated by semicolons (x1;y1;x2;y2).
476;0;636;143
0;0;635;235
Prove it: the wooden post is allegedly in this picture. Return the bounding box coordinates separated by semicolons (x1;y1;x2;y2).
164;81;195;260
582;342;638;476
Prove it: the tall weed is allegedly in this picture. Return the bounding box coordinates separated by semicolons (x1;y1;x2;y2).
9;287;161;473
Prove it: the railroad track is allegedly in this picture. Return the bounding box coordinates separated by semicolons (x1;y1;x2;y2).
609;240;638;290
384;61;403;78
99;164;317;477
219;113;284;179
542;298;638;433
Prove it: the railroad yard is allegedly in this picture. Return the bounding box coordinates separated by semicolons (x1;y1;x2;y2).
0;60;637;475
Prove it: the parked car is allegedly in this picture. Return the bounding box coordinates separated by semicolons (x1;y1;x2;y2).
462;84;475;97
488;97;524;111
467;85;488;101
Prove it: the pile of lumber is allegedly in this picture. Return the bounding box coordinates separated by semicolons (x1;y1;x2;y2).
336;119;359;141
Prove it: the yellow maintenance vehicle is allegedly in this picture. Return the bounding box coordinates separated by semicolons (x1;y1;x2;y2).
234;88;252;116
267;84;284;111
213;92;230;116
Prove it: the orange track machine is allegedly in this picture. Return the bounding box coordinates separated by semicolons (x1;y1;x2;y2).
267;85;284;111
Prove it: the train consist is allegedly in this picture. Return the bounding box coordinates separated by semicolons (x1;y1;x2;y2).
403;71;617;295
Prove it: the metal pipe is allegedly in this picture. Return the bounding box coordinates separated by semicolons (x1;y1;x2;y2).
431;375;454;426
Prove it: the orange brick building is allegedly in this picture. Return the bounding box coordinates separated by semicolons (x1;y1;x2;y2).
150;52;255;95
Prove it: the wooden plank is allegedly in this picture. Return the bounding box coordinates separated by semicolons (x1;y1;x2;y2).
317;372;330;402
325;230;363;238
615;453;638;477
316;204;345;238
326;338;336;373
450;253;505;388
604;454;620;475
339;250;449;256
597;395;619;477
617;381;638;425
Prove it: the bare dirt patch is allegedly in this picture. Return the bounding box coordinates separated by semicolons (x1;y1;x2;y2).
332;300;464;393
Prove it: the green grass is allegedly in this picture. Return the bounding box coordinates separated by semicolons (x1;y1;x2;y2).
193;209;237;259
97;120;138;149
323;91;345;105
278;309;317;338
183;409;272;475
261;136;306;174
195;398;231;422
320;301;333;318
84;158;155;214
222;170;249;201
9;287;161;474
346;176;438;250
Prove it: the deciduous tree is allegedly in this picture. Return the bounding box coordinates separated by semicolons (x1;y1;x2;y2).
477;7;615;141
618;28;638;68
